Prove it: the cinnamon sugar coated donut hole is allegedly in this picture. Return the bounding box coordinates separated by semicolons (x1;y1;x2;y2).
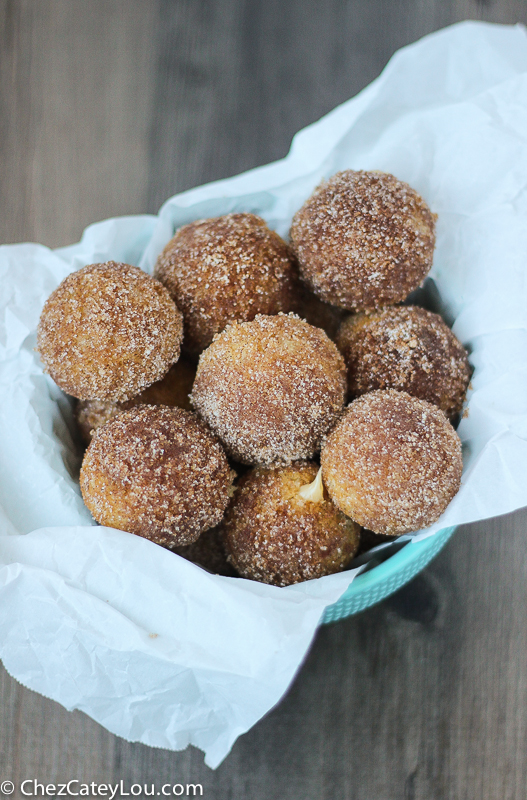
221;463;360;586
321;390;462;536
80;405;235;547
290;170;436;311
154;213;297;356
336;306;471;420
76;357;196;444
190;313;347;465
37;262;183;401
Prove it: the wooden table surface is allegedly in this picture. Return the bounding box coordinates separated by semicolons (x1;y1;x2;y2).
2;2;527;798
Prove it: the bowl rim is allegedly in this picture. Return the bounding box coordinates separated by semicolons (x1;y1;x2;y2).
342;525;457;598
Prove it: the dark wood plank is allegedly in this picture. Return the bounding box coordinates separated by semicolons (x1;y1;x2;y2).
0;0;158;249
2;0;527;798
146;0;527;209
0;0;159;787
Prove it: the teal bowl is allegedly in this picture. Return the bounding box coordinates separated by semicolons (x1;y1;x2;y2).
322;526;456;624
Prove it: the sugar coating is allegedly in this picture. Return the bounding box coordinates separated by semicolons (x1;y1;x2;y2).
221;462;360;586
154;213;297;356
80;405;235;547
290;170;436;310
190;313;347;465
37;262;184;402
76;357;196;444
321;390;462;535
336;306;471;420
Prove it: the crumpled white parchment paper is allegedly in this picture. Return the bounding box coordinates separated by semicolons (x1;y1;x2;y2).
1;21;527;767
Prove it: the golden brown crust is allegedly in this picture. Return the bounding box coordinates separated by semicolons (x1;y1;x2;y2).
76;358;197;444
80;405;235;547
154;213;297;356
321;390;462;535
190;313;347;465
37;262;183;401
336;306;471;419
290;171;436;311
221;462;360;586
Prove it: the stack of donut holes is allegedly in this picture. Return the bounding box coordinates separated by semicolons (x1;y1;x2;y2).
37;171;470;587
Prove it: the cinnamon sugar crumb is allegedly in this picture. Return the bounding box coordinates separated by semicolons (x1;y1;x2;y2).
155;213;296;356
321;389;462;535
80;405;235;546
290;171;435;311
37;262;183;402
221;462;360;586
336;306;471;420
191;313;346;465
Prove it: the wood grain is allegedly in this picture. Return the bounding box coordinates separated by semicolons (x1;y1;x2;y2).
0;0;158;248
1;1;527;798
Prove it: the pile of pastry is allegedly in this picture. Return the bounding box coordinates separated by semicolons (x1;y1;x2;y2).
37;170;470;586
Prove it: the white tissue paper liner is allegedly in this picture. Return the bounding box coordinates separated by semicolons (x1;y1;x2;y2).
1;21;527;767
